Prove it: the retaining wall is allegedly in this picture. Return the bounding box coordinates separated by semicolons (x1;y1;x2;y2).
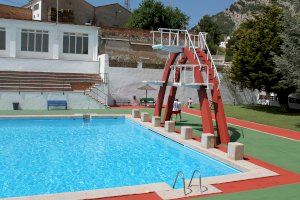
107;67;257;105
0;92;104;110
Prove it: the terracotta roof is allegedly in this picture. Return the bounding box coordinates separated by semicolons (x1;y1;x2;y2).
0;4;32;20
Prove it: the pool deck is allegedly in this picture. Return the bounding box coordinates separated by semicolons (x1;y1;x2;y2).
0;113;282;200
181;108;300;141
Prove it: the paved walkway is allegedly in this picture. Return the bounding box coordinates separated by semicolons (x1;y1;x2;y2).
181;108;300;141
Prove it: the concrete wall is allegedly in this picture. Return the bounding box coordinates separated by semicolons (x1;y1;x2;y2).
107;67;257;105
0;91;104;110
0;57;100;74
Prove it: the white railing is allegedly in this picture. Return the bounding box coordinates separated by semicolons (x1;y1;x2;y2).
151;28;213;86
199;32;221;88
170;64;209;87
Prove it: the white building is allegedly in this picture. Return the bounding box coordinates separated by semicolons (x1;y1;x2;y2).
0;18;99;70
0;18;109;110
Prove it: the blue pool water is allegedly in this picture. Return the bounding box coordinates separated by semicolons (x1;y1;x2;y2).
0;117;239;198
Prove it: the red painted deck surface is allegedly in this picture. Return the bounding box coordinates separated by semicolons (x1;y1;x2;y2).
181;108;300;141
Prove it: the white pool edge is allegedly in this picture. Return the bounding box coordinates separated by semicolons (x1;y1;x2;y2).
0;114;279;200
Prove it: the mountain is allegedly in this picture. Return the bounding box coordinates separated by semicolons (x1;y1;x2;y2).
209;0;300;36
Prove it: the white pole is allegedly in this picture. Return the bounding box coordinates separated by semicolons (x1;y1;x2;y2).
56;0;59;24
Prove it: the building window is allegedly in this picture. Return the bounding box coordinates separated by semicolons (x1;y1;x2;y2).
0;27;5;50
63;32;88;54
21;29;49;52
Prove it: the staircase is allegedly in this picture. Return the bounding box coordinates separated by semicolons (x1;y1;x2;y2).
84;75;109;105
149;28;230;144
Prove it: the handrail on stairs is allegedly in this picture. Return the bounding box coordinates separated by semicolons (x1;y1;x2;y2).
198;32;221;89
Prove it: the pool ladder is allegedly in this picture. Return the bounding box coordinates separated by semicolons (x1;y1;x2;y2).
172;170;203;195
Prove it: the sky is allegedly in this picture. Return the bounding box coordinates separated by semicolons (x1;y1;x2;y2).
0;0;236;27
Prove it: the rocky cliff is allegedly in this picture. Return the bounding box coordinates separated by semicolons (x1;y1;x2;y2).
211;0;299;35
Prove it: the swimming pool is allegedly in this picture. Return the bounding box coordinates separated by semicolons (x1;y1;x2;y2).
0;117;239;198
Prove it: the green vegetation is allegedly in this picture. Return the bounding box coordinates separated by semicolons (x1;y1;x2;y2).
193;183;300;200
191;104;300;132
228;5;298;107
126;0;189;30
193;15;223;54
273;13;300;93
224;35;236;62
211;13;235;37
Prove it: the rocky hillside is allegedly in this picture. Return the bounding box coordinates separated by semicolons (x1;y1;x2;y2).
211;0;299;36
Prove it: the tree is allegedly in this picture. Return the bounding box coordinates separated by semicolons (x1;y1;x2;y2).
225;36;236;62
229;5;295;107
125;0;189;30
194;15;222;54
272;13;300;99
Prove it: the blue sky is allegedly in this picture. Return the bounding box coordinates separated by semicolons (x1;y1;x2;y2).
0;0;235;27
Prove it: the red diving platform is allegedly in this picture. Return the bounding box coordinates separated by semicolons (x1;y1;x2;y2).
147;28;230;144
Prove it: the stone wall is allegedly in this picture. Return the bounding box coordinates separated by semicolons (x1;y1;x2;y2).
100;27;167;69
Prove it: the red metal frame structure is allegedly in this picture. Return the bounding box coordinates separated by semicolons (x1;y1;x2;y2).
150;29;230;144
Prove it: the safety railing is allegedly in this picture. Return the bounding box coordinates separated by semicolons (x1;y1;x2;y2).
151;28;211;86
199;32;221;88
172;171;188;195
172;170;204;195
188;170;202;194
170;64;210;87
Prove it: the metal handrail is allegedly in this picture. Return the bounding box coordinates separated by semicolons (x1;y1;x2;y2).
101;73;109;84
151;28;212;86
199;32;221;89
188;170;202;193
172;171;187;195
92;85;107;98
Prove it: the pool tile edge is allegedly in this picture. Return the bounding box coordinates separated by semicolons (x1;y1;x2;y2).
3;183;172;200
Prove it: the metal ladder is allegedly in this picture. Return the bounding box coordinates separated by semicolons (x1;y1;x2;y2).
172;170;203;195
